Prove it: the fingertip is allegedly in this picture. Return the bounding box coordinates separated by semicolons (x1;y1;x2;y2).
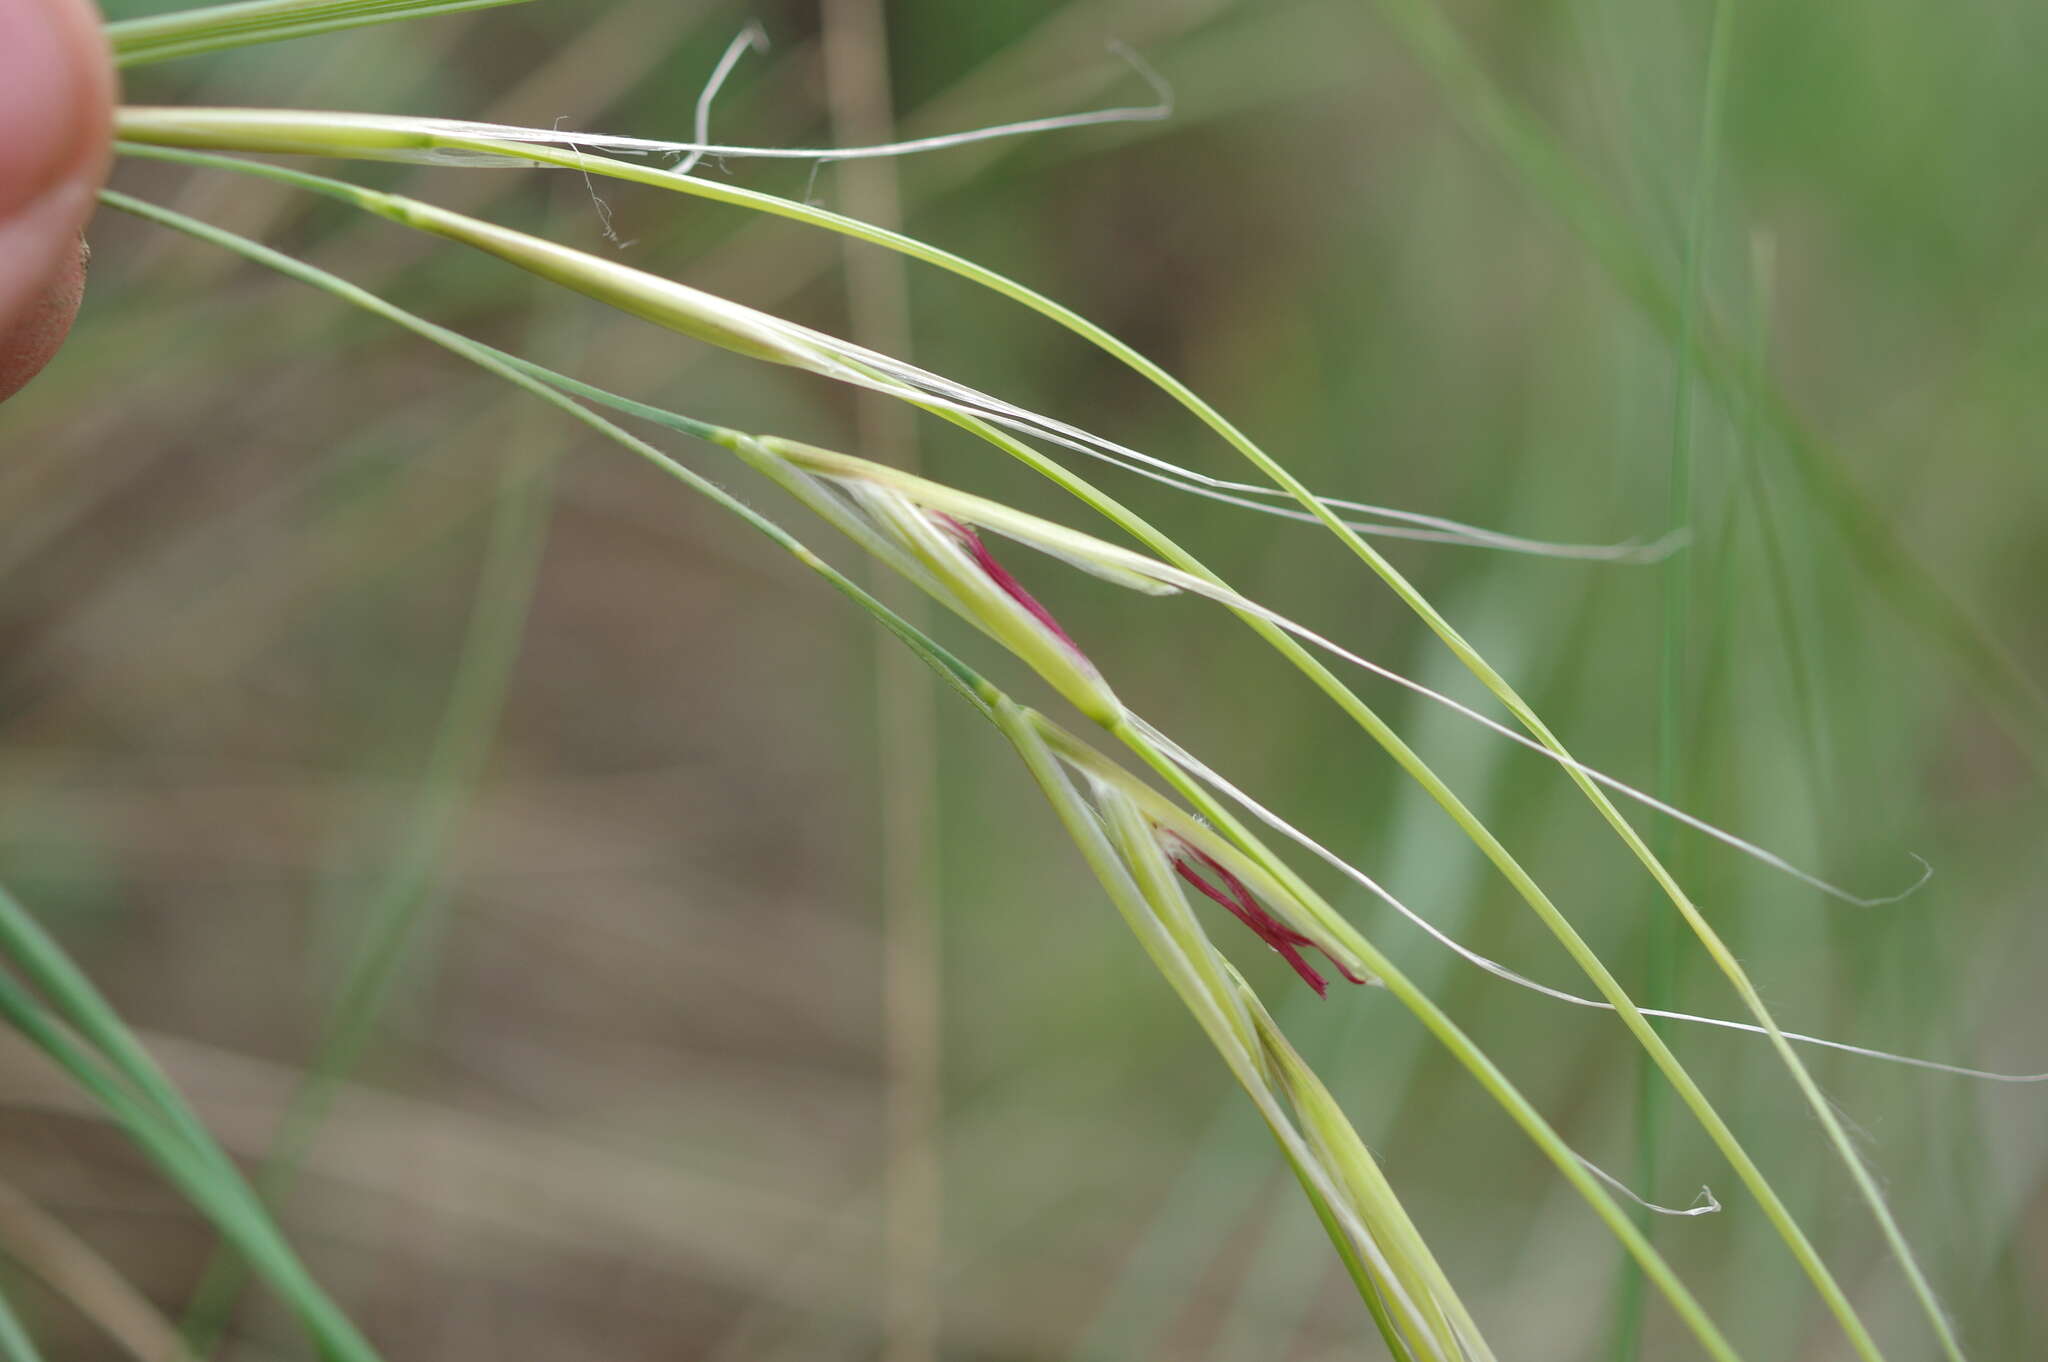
0;0;115;403
0;0;115;212
0;224;90;404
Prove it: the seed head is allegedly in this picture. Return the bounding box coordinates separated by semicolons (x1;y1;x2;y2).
1165;836;1370;997
929;512;1084;656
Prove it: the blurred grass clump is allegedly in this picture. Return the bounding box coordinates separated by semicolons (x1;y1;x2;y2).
0;0;2043;1359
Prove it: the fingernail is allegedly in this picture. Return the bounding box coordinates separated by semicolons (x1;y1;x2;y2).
0;0;104;213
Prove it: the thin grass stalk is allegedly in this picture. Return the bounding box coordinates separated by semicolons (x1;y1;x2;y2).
1624;6;1734;1356
106;0;539;67
818;6;945;1357
0;894;226;1172
0;932;383;1362
1731;234;1832;797
0;1285;47;1362
0;910;387;1357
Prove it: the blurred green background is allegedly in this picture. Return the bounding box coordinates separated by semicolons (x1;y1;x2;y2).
1;0;2043;1357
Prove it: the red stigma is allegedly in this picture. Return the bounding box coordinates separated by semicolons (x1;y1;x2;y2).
931;513;1084;655
1169;842;1369;997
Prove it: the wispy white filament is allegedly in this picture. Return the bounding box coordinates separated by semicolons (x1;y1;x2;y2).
1581;1158;1721;1218
673;22;768;177
748;313;1683;560
1105;593;1933;907
841;346;1685;561
337;41;1173;169
655;288;1685;559
1127;716;2044;1084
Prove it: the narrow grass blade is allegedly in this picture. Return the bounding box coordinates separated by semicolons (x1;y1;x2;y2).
0;1288;47;1362
0;891;384;1362
1625;6;1735;1356
107;0;539;67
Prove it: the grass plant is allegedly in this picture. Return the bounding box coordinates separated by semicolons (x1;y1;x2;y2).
0;2;2040;1358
